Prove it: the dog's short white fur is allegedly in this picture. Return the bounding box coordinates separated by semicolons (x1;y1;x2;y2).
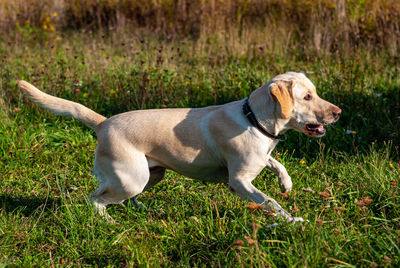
18;72;341;223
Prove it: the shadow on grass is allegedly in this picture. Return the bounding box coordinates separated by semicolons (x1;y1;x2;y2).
0;194;61;217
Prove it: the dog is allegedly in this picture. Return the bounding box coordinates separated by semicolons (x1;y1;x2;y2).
18;72;341;223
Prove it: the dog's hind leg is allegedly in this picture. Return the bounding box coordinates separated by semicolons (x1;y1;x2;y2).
90;150;150;221
125;165;166;208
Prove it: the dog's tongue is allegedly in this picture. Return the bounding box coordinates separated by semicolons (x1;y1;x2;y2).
316;125;325;134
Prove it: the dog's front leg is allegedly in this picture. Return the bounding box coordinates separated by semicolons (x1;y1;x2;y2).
228;174;303;223
265;156;292;193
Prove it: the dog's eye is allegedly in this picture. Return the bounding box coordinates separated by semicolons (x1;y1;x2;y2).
304;94;312;101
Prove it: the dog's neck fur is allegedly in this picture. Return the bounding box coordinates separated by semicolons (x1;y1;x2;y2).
248;84;289;136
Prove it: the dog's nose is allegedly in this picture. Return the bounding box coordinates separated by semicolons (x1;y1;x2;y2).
332;106;342;119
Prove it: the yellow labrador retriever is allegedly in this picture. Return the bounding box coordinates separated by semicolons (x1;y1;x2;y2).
18;72;341;223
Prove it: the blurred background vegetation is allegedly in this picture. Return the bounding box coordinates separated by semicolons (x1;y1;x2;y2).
1;0;399;56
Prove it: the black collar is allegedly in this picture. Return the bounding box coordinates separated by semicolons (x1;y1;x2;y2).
242;98;283;140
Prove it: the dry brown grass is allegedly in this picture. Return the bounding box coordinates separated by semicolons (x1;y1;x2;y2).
1;0;399;56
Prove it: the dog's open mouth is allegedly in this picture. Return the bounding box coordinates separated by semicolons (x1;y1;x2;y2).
305;123;326;137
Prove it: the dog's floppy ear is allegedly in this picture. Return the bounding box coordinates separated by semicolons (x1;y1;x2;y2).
270;81;295;119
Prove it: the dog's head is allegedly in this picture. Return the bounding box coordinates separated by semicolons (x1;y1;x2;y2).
268;72;341;137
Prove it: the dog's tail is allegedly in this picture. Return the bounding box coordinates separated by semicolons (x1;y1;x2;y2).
18;80;106;131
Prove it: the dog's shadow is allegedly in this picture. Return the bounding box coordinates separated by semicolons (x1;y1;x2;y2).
0;194;61;217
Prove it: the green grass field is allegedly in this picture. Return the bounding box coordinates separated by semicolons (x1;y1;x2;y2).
1;31;399;267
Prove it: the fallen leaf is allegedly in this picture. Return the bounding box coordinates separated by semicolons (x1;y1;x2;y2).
264;209;276;217
361;197;373;205
278;192;290;199
13;108;22;112
244;236;257;245
302;188;315;194
246;202;266;211
369;262;378;268
293;202;300;213
390;180;397;186
355;196;373;207
324;186;333;192
337;181;346;187
383;256;392;264
318;192;330;198
232;239;244;247
333;228;341;234
355;201;365;207
316;219;324;226
333;207;344;211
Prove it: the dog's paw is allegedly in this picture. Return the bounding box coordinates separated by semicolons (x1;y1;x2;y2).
276;213;307;224
280;185;292;193
290;216;306;223
124;198;146;209
265;222;279;228
278;178;293;193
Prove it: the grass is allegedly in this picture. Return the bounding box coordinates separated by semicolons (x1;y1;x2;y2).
1;31;400;266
